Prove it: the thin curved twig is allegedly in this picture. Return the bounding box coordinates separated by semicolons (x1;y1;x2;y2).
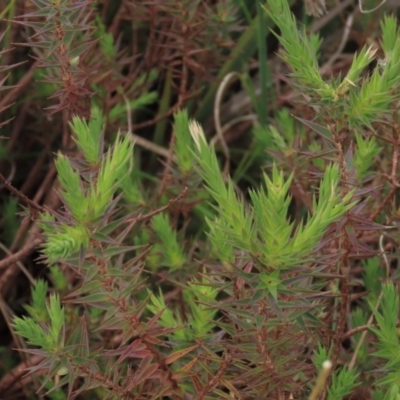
214;72;240;177
358;0;387;13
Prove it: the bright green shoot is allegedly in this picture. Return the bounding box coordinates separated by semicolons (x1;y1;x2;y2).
189;120;355;270
41;112;135;262
13;290;65;352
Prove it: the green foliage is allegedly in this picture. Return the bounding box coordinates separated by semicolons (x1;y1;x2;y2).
13;292;65;352
264;0;400;133
70;107;104;165
352;308;368;364
39;119;135;263
364;257;384;304
264;0;335;101
119;161;144;206
207;217;235;266
327;367;359;400
369;283;400;396
94;14;116;61
184;277;219;338
55;127;133;223
148;276;219;342
335;45;377;98
108;91;158;123
151;213;186;270
313;342;332;369
41;223;89;263
147;289;188;341
49;265;69;293
23;279;49;323
173;109;194;174
189;120;254;253
354;132;382;180
190;120;354;269
54;153;87;220
313;344;359;400
347;67;390;128
344;15;400;129
107;71;159;124
5;0;400;399
90;133;133;219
